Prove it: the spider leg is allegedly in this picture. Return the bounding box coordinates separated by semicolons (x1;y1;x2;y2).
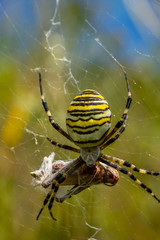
36;186;54;220
39;72;73;142
47;137;80;153
101;153;160;176
36;156;84;220
101;116;128;149
101;72;132;150
37;178;60;221
48;184;59;220
99;156;160;203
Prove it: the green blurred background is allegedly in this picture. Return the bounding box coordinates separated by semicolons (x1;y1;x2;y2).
1;1;160;240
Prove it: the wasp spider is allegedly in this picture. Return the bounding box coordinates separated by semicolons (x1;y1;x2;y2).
37;72;160;220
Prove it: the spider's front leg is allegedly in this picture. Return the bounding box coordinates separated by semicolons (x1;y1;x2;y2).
36;156;83;220
37;180;59;221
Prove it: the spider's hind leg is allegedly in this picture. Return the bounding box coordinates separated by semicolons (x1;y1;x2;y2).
101;153;160;176
99;156;160;203
101;116;128;149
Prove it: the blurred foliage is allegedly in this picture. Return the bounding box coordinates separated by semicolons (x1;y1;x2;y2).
0;1;160;240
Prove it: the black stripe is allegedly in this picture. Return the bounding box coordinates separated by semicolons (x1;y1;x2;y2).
140;183;152;193
66;121;109;129
72;128;99;135
44;192;52;205
129;174;137;181
126;96;132;109
146;187;152;193
66;116;111;122
119;168;128;174
56;173;63;180
58;176;66;184
71;102;108;107
150;171;159;176
74;129;109;144
132;167;139;172
69;111;106;117
42;100;49;112
122;161;132;168
115;120;124;128
67;107;109;113
74;97;104;102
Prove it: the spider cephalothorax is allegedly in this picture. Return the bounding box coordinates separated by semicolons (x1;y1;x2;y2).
35;72;160;221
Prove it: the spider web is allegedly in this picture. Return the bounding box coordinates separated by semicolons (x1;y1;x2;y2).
1;1;160;240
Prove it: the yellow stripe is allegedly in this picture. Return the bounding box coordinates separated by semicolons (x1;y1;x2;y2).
74;94;104;99
66;117;111;127
47;110;51;116
41;95;44;100
130;164;136;169
139;169;147;174
68;104;108;112
135;179;141;185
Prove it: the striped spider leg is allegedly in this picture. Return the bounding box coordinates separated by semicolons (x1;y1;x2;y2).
101;115;128;148
101;72;132;150
39;72;73;143
46;137;80;153
99;154;160;202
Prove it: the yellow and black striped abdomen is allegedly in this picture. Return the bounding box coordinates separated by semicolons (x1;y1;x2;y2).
66;89;111;148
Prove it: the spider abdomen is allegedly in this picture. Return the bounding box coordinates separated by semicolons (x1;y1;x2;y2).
66;89;111;148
